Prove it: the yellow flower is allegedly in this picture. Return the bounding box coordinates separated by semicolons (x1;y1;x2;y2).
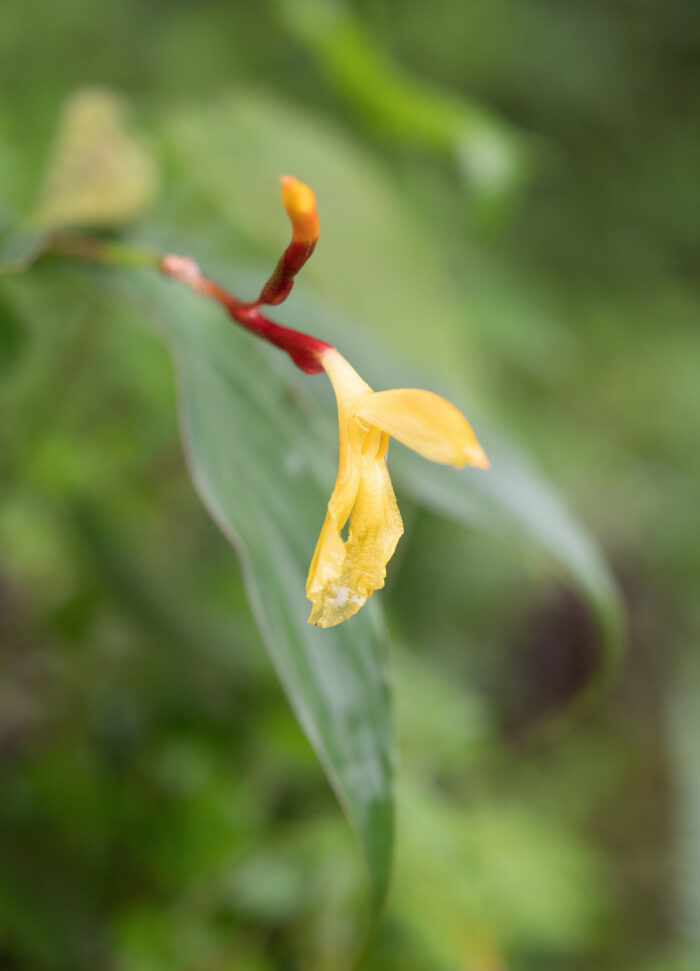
307;347;489;627
161;173;489;628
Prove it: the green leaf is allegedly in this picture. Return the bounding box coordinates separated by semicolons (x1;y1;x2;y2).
31;88;158;231
131;272;394;922
308;295;625;716
117;252;619;923
392;781;607;963
393;408;625;718
275;0;531;226
213;262;624;705
213;267;624;711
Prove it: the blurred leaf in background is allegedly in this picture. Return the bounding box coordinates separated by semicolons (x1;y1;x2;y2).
275;0;532;232
0;0;699;969
31;87;159;231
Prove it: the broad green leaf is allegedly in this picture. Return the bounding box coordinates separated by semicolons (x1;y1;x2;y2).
391;407;625;712
159;97;621;679
315;321;623;708
209;266;624;695
130;272;394;921
127;256;619;924
31;88;158;231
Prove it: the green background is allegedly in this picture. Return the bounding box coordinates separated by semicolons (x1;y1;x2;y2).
1;1;698;969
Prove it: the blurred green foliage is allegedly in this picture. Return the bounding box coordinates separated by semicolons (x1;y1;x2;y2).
1;0;699;969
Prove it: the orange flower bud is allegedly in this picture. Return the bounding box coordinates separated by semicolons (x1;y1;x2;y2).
281;175;320;246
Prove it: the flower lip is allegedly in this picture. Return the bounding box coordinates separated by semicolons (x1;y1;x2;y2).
306;348;489;627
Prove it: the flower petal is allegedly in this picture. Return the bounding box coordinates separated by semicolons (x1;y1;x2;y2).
354;388;489;469
307;432;403;628
320;346;371;400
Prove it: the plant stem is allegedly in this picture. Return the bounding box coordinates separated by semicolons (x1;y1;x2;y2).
42;233;161;269
39;233;331;374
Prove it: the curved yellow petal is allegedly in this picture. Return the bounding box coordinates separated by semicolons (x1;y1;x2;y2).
321;350;368;530
307;349;483;627
307;430;403;628
320;346;371;401
354;388;489;469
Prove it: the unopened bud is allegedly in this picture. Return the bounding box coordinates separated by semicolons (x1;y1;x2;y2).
281;175;319;246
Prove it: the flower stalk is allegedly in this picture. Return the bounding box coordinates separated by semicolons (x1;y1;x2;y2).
158;176;331;374
39;174;489;626
159;251;331;374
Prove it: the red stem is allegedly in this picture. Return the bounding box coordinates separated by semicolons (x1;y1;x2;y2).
160;254;331;374
256;240;317;307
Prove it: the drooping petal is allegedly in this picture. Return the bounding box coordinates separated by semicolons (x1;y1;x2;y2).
342;431;403;599
320;351;368;536
354;388;489;469
307;430;403;628
306;508;349;605
307;348;375;626
306;410;362;612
